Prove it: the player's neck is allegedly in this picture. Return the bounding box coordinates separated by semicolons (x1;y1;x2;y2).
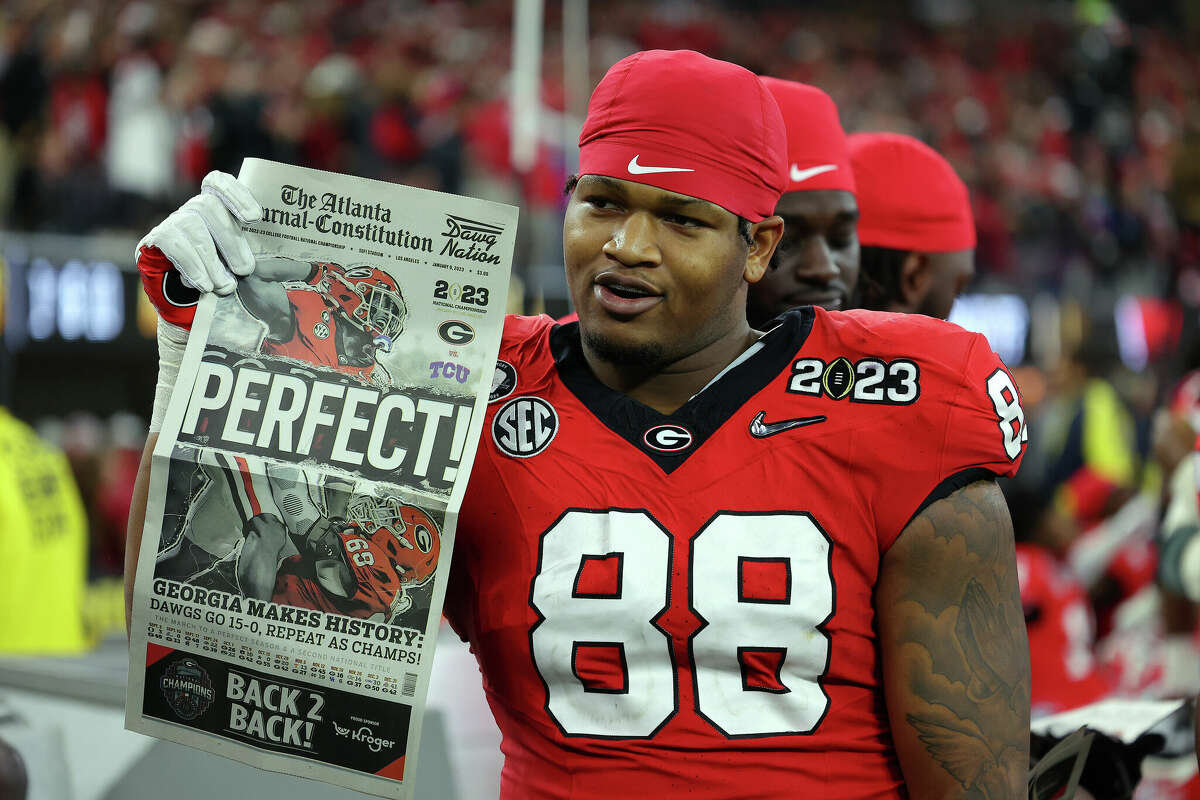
584;325;761;415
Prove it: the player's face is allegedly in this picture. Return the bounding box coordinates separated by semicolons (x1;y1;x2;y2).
564;175;773;368
335;315;380;366
746;189;859;326
916;248;974;320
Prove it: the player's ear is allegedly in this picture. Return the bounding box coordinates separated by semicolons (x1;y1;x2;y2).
897;251;932;313
744;215;784;284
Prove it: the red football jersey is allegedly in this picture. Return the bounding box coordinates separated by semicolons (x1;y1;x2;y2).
259;268;375;380
445;308;1026;799
1016;543;1112;717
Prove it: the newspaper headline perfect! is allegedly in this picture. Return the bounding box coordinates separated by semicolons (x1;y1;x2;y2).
179;356;473;483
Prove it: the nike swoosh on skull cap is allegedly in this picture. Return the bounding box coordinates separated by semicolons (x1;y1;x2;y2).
789;164;838;183
627;155;696;175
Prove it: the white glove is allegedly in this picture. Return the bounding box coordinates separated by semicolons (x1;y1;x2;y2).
138;171;263;296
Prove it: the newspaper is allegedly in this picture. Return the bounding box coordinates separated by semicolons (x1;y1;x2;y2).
1030;697;1190;746
126;158;517;797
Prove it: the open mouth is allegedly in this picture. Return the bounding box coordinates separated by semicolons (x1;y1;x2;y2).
604;283;656;300
593;273;663;316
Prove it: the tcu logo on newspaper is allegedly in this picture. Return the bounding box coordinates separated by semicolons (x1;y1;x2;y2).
493;396;557;458
429;360;470;384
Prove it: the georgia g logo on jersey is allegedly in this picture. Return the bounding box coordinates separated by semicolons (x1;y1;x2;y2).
493;396;557;458
643;424;693;452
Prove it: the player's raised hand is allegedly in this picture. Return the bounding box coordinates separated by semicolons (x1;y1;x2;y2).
136;171;263;329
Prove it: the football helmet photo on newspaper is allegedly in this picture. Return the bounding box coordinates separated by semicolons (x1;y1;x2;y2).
346;493;442;588
319;263;408;353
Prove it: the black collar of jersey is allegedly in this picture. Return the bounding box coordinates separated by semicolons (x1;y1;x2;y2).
550;307;815;474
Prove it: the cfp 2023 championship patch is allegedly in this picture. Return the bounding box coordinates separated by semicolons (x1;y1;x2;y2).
786;356;920;405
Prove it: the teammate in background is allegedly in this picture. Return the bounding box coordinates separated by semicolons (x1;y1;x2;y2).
137;216;406;384
848;132;976;320
1006;484;1113;717
1155;372;1200;603
127;50;1030;798
746;77;858;326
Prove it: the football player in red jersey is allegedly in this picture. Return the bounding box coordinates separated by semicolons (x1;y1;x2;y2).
848;132;977;320
137;230;406;385
270;495;441;621
127;50;1030;798
563;78;858;328
183;453;441;622
1157;373;1200;603
746;78;859;325
1005;486;1113;717
239;258;406;383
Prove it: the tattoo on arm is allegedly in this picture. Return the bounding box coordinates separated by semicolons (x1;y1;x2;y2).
881;480;1031;799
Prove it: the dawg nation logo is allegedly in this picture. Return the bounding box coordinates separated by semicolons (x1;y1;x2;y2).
160;657;216;721
440;215;504;265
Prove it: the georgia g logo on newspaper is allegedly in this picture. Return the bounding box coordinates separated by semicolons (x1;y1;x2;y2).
437;319;475;345
332;720;398;753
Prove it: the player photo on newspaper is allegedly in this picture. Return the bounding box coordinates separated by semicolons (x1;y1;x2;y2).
126;158;517;798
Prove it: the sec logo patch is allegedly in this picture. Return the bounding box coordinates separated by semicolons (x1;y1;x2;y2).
493;396;557;458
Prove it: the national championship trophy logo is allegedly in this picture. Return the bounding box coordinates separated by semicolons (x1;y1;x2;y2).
159;657;216;721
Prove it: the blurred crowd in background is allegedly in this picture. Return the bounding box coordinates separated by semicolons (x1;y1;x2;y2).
4;0;1200;781
4;0;1200;292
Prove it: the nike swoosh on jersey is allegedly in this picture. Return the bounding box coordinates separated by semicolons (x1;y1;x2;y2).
748;410;827;438
789;163;838;183
627;155;696;175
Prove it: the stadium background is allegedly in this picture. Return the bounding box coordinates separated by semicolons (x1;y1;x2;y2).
1;0;1199;797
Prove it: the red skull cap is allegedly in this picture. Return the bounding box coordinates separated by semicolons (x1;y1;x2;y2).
578;49;787;222
760;76;855;195
848;132;976;252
